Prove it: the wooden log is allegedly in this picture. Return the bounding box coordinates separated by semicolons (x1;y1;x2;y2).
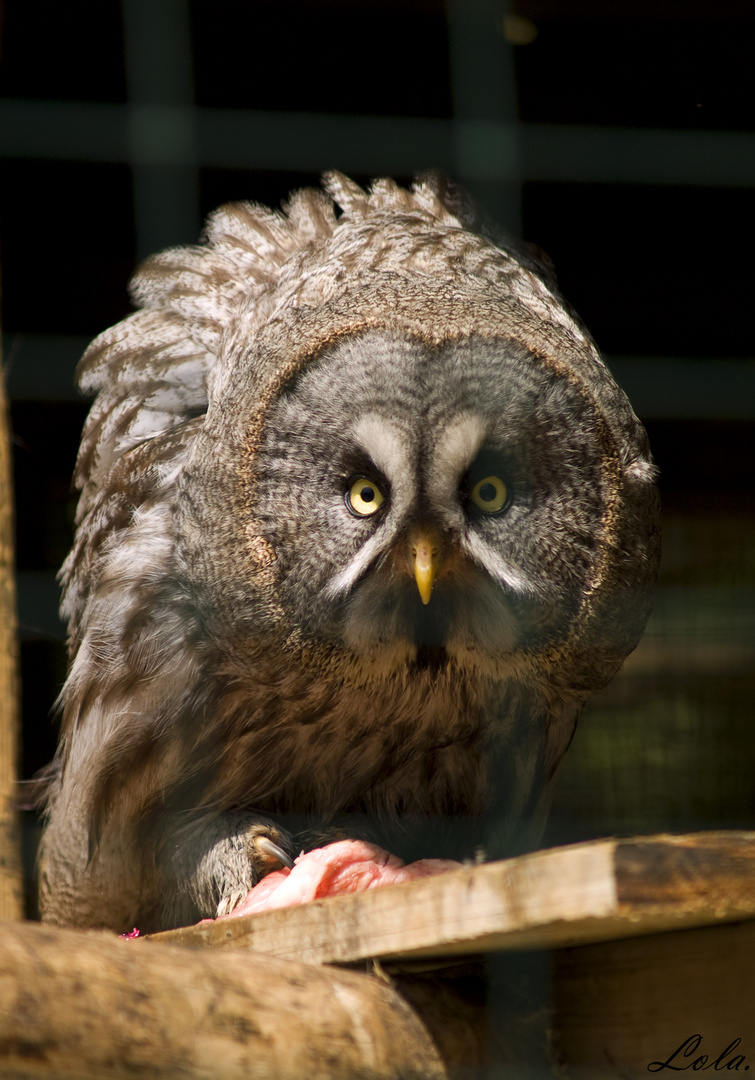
0;919;450;1079
153;832;755;966
5;833;752;1079
0;358;23;922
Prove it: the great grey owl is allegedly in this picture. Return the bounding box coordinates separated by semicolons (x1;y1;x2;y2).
38;172;660;932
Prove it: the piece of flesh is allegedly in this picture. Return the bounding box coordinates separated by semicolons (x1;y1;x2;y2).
214;839;462;920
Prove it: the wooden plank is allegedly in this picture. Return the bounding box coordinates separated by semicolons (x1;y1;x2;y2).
152;832;755;966
0;358;23;921
553;918;755;1079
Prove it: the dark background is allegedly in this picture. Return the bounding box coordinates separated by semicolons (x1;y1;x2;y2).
1;0;754;912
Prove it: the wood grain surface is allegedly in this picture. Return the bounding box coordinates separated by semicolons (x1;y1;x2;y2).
152;832;755;965
0;919;448;1080
0;359;23;922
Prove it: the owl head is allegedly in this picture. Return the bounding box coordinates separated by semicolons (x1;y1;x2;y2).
69;170;659;726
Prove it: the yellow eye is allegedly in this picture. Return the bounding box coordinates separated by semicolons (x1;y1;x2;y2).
347;477;385;517
470;475;508;514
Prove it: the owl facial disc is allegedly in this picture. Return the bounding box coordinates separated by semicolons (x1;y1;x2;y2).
253;329;632;669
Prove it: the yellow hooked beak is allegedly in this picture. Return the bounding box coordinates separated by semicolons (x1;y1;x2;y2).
410;530;441;605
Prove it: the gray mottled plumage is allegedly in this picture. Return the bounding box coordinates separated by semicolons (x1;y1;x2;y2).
39;173;660;931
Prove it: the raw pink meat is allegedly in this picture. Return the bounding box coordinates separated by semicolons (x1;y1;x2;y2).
215;839;461;919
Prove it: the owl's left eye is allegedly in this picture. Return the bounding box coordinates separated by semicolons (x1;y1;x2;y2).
470;474;508;514
346;476;385;517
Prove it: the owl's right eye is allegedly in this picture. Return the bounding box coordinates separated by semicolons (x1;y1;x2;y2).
346;476;385;517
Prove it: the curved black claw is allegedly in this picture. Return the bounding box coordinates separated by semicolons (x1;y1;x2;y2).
256;835;295;871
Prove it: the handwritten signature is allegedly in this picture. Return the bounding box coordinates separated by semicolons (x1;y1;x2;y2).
648;1036;749;1072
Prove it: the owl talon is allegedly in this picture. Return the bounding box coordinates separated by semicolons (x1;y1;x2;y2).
216;887;247;918
255;835;295;871
214;838;293;919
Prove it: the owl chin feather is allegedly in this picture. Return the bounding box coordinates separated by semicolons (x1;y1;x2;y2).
339;572;522;665
38;172;659;932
